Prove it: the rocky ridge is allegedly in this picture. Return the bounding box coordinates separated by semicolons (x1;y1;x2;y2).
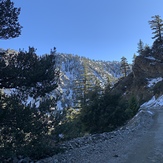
111;41;163;105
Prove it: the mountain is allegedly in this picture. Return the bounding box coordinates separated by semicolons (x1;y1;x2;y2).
56;53;123;109
0;49;124;109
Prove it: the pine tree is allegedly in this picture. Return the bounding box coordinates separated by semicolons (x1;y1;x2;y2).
0;48;60;96
73;58;93;109
144;44;151;55
80;85;127;134
0;92;62;160
82;59;92;104
0;0;22;39
125;96;139;118
79;83;103;133
132;53;137;65
120;56;130;77
149;15;163;41
0;47;61;160
137;39;144;55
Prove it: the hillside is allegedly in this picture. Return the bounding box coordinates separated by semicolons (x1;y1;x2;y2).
56;53;122;109
0;49;123;109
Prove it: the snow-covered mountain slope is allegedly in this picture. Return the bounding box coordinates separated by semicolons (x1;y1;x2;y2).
0;49;124;109
55;53;123;109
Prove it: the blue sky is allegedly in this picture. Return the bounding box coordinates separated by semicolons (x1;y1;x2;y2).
1;0;163;63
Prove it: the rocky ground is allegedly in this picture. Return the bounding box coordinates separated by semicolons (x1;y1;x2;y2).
37;106;162;163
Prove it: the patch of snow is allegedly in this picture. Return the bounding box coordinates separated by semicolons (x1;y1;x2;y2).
155;95;163;106
35;98;41;108
135;109;143;117
141;95;163;108
21;95;43;108
145;56;156;60
141;96;156;108
25;96;35;105
58;133;64;139
2;88;18;95
147;77;163;87
147;110;154;115
57;101;62;110
145;56;161;62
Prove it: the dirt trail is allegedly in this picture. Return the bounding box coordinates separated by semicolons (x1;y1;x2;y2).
125;108;163;163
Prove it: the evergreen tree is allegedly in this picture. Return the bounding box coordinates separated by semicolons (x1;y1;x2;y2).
82;59;93;104
0;92;62;161
0;0;22;39
79;83;103;133
0;48;59;97
80;84;128;134
73;59;93;109
120;56;130;77
132;53;137;65
137;39;144;55
149;15;163;41
144;44;151;56
125;96;139;118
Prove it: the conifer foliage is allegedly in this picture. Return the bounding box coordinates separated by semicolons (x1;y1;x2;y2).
0;93;62;161
0;0;22;39
0;47;59;96
79;85;129;134
0;48;61;161
120;56;130;77
149;15;163;41
137;39;144;55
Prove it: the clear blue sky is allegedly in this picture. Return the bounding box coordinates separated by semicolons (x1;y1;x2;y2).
1;0;163;63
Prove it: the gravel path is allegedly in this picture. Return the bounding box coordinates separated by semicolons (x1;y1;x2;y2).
37;107;163;163
125;108;163;163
